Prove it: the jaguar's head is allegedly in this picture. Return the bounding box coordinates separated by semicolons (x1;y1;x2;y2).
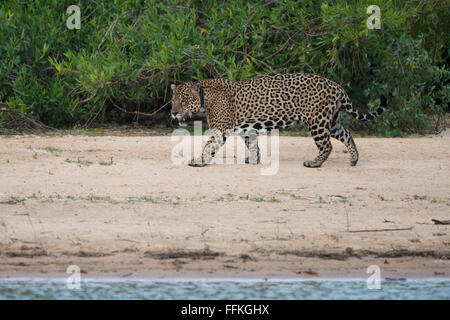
170;82;205;127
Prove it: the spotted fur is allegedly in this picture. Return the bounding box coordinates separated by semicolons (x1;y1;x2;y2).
170;73;386;167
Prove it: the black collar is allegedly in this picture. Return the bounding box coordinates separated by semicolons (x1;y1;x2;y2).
198;84;205;110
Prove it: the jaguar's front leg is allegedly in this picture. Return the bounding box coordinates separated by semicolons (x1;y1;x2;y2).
188;129;226;167
243;131;260;164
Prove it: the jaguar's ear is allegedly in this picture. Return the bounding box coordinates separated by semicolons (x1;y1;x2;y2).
199;106;205;113
170;84;176;91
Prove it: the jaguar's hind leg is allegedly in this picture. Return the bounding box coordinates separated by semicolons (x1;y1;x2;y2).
330;113;359;166
304;126;333;168
331;126;359;166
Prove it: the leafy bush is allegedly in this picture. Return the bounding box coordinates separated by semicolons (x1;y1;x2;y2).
0;0;448;134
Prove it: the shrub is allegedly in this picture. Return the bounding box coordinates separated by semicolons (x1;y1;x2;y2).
0;0;448;133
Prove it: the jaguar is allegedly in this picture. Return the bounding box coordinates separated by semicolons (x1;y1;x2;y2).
170;73;386;168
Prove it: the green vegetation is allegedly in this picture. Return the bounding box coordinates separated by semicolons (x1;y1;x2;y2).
127;195;158;203
98;157;114;166
0;196;26;205
0;0;448;135
83;195;111;202
42;146;62;154
250;196;281;202
65;157;93;166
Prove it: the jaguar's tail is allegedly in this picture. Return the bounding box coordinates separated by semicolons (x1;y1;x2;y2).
339;93;387;121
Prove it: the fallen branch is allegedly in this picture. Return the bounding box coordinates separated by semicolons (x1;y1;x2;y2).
0;107;56;131
346;227;412;233
328;194;347;199
432;219;450;225
108;95;171;117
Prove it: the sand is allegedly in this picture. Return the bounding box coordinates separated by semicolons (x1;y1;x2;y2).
0;133;449;279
